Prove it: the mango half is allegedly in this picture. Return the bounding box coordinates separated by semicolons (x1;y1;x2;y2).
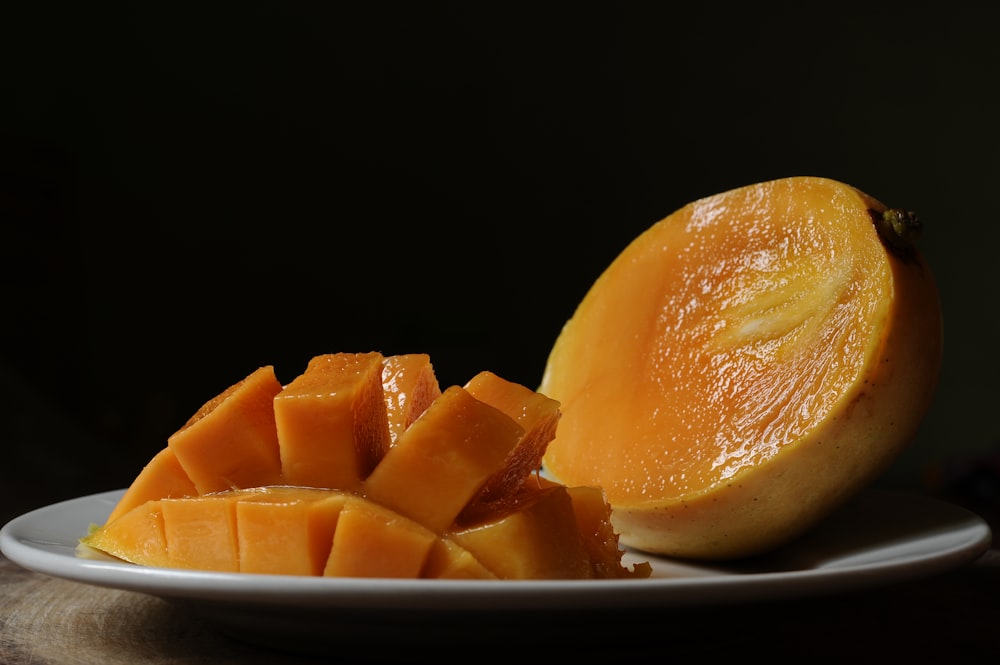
539;176;943;560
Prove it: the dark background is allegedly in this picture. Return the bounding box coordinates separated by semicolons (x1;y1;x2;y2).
3;3;998;523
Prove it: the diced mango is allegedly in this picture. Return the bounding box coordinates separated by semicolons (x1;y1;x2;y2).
449;484;593;580
324;497;437;578
168;366;284;494
460;371;561;523
81;499;170;568
421;537;497;579
381;353;441;443
235;487;347;575
362;385;524;533
83;353;651;580
106;447;197;524
161;494;240;572
275;352;390;489
566;484;651;579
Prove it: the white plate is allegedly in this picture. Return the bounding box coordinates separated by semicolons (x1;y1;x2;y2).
1;488;992;648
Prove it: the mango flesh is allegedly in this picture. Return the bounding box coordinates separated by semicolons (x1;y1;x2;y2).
459;371;562;524
381;353;442;443
235;488;346;576
361;384;525;533
104;447;197;524
82;499;170;568
167;365;285;494
82;353;647;579
324;497;438;579
83;483;638;579
160;494;240;572
274;351;390;490
450;484;593;580
421;538;498;579
85;487;430;577
540;176;943;560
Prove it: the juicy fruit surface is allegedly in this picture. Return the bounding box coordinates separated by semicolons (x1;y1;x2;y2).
543;177;888;499
540;176;943;559
82;353;649;580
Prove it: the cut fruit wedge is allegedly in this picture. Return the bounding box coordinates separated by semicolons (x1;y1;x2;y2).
361;384;525;533
274;352;390;490
167;365;284;494
82;354;648;579
540;176;943;560
381;353;442;443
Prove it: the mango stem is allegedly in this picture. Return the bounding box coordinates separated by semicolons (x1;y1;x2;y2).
871;208;921;259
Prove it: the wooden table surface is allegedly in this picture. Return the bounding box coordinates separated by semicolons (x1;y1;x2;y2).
3;535;999;664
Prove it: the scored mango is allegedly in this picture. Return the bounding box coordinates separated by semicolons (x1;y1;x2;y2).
81;352;649;580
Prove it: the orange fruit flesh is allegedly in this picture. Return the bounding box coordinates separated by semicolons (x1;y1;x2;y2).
544;178;888;501
82;353;647;579
167;365;284;494
458;370;561;524
104;447;197;524
274;351;390;489
540;176;942;558
361;385;525;533
381;353;442;443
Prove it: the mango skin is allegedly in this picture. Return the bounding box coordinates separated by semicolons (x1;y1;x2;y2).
540;177;943;560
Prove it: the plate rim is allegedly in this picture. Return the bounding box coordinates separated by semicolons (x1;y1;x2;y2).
1;487;992;611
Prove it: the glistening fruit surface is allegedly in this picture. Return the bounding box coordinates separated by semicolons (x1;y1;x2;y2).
82;353;649;579
539;176;943;559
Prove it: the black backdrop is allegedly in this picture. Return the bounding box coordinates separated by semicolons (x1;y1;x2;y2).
3;3;998;521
